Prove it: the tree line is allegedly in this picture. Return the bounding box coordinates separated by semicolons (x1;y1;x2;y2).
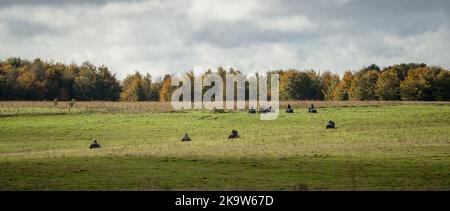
276;63;450;101
0;57;449;101
0;58;121;101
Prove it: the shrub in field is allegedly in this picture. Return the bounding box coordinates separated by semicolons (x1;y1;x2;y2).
68;99;76;110
212;107;225;113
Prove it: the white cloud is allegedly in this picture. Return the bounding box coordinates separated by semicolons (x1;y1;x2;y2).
187;0;261;23
383;26;450;64
258;16;316;32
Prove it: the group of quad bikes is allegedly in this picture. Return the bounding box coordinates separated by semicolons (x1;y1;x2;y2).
248;104;318;114
180;104;335;143
250;104;334;128
181;129;239;142
89;130;241;148
89;104;336;148
289;104;336;129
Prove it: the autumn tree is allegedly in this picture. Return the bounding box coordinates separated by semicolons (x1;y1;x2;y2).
375;68;401;100
284;71;321;100
149;81;162;101
320;71;340;100
74;62;97;100
383;63;427;81
432;69;450;101
159;74;173;102
400;67;433;101
277;70;292;100
349;69;379;100
2;58;24;100
305;70;324;100
333;71;353;100
96;65;121;101
17;65;46;100
120;72;152;101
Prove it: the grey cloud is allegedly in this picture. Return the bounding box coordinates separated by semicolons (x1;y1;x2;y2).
278;0;450;33
3;19;57;38
0;0;141;8
188;21;320;48
0;0;449;78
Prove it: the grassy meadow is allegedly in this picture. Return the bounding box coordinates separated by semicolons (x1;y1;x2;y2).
0;102;449;190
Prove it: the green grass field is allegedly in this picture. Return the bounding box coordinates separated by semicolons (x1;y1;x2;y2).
0;104;449;190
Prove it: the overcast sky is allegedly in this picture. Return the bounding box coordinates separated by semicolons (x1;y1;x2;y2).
0;0;449;79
